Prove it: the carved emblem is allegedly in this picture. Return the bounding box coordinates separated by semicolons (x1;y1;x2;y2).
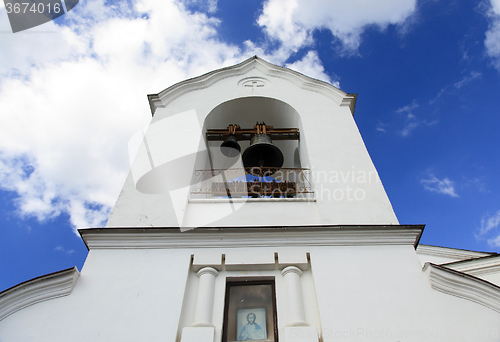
238;77;270;91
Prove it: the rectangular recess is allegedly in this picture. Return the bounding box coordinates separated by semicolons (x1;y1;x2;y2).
222;279;278;342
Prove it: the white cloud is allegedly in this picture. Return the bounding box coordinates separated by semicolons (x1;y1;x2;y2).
478;210;500;236
257;0;312;55
400;120;419;137
454;71;482;88
476;210;500;248
396;101;418;114
0;0;338;231
492;0;500;13
420;173;459;198
0;0;246;230
396;101;419;136
488;235;500;247
257;0;417;54
394;100;438;136
428;71;482;105
285;51;338;86
376;122;387;133
0;10;86;78
54;245;76;255
484;0;500;70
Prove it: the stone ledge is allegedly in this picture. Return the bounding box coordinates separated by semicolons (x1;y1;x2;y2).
417;244;493;261
79;225;424;250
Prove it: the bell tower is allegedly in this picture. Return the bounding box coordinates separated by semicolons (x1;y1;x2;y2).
105;56;398;229
94;56;407;342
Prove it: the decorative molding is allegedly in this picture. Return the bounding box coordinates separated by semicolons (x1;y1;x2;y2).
423;263;500;313
0;267;79;321
416;244;493;261
340;93;357;114
147;56;356;115
282;266;303;277
238;76;271;91
197;267;219;278
441;254;500;277
79;225;424;250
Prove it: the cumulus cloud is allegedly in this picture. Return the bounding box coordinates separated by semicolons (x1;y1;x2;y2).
484;0;500;70
257;0;417;54
0;4;86;77
0;0;337;231
285;51;338;86
257;0;312;55
0;0;246;230
420;173;459;198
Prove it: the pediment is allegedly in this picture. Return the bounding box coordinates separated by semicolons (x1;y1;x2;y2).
147;56;357;115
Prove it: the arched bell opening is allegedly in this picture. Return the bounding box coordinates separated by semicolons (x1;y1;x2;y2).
191;97;313;199
203;97;305;169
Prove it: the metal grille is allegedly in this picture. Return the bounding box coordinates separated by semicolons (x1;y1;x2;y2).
191;167;313;198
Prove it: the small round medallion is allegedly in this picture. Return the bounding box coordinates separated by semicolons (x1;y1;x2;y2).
238;77;271;91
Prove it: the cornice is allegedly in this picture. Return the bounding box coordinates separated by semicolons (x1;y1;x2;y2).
0;267;79;321
423;263;500;313
441;254;500;277
79;225;424;250
147;56;356;115
416;244;493;261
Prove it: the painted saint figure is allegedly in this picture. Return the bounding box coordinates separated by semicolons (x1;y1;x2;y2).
238;312;266;341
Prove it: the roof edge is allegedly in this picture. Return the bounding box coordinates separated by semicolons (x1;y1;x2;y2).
147;56;356;116
416;244;494;260
424;262;500;313
79;224;424;250
0;266;79;321
439;253;500;277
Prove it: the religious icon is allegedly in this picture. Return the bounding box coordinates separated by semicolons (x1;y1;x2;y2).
222;281;277;342
237;308;267;341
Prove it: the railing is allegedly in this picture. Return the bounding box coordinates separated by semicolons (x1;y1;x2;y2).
191;168;313;198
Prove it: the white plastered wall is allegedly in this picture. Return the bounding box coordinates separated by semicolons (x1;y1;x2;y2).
0;249;190;342
2;245;500;342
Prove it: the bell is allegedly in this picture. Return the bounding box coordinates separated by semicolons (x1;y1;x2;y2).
220;135;241;157
242;134;284;172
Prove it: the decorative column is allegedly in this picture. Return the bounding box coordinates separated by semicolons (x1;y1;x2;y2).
192;267;219;327
282;266;308;326
282;266;319;342
181;267;219;342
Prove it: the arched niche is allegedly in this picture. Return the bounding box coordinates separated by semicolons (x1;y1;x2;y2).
201;97;309;171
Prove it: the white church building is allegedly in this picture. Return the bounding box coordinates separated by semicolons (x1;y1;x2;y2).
1;56;500;341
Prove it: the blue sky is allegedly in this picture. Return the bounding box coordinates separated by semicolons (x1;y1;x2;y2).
1;0;500;291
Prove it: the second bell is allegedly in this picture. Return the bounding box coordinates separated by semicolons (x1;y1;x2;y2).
220;135;241;157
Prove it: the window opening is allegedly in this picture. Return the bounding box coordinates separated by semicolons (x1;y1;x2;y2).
222;280;278;342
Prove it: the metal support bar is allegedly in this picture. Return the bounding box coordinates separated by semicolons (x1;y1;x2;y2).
206;122;300;141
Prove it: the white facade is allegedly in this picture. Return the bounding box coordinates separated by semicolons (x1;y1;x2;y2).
1;57;500;342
